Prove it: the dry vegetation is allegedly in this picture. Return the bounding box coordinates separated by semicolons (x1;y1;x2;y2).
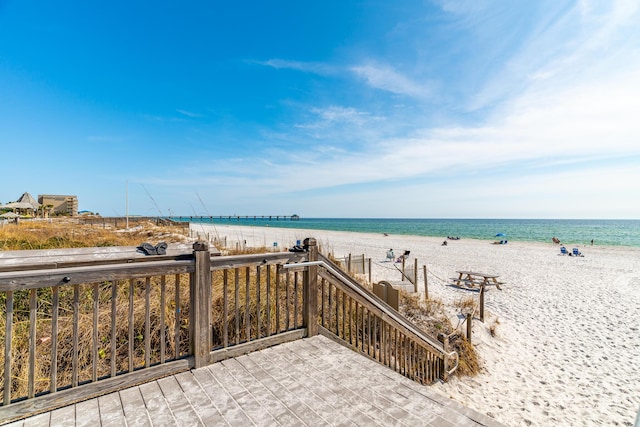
0;218;188;250
489;318;500;337
351;273;480;377
0;219;193;399
0;220;305;400
399;290;479;376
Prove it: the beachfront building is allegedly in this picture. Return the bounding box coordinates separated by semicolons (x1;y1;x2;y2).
38;194;78;216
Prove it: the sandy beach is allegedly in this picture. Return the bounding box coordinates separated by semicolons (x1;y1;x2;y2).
191;223;640;427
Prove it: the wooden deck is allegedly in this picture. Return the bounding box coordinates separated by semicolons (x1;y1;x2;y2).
6;336;504;427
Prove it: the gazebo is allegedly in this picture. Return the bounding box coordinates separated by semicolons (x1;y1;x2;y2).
0;192;41;217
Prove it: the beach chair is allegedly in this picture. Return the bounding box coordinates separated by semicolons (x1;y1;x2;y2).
572;247;583;257
386;249;395;262
560;246;568;255
395;250;410;263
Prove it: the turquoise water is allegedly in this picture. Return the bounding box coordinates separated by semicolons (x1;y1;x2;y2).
181;218;640;248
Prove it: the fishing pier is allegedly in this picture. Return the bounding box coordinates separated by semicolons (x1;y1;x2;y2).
178;214;300;221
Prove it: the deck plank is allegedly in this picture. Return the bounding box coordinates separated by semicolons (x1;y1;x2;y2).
215;359;280;427
119;386;152;426
48;404;75;427
264;343;380;426
156;375;204;427
222;357;302;426
138;381;177;426
173;372;225;425
234;351;329;426
2;421;24;427
284;339;433;425
20;411;48;427
74;398;100;427
98;392;126;426
306;339;437;419
250;348;356;426
190;364;254;427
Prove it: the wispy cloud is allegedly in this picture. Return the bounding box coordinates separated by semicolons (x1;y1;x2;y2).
142;114;188;123
259;58;432;100
176;109;204;118
350;63;431;99
295;106;377;130
467;1;640;112
187;53;640;196
120;2;640;218
257;59;336;75
87;135;124;143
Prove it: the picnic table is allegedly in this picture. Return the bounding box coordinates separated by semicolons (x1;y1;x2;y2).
451;270;503;290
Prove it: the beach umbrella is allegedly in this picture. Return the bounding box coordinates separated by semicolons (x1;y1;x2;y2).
495;233;505;237
0;212;20;218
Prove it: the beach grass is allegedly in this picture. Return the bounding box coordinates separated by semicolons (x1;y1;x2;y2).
0;218;188;250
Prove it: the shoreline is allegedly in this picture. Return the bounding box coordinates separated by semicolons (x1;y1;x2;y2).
193;223;640;427
185;217;640;248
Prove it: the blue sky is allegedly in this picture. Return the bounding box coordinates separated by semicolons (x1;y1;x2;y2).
1;1;639;219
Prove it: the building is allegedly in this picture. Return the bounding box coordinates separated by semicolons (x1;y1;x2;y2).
0;192;40;217
38;194;78;216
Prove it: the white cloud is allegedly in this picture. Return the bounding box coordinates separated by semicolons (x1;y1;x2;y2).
258;59;335;75
159;2;640;218
294;106;377;130
176;109;204;118
350;63;431;99
468;1;640;112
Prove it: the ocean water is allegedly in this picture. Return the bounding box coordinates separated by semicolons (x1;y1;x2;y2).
181;217;640;248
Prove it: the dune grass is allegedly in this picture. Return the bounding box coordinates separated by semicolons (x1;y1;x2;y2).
0;218;188;250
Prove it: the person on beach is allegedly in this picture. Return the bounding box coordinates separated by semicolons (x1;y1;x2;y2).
396;250;410;263
386;249;394;261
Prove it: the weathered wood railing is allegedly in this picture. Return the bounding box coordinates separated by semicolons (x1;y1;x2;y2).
0;243;307;423
284;248;457;386
0;238;456;424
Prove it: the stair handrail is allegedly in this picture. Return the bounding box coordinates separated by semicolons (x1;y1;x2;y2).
284;253;459;375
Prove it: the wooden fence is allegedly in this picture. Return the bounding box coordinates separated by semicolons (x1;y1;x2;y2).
0;239;456;424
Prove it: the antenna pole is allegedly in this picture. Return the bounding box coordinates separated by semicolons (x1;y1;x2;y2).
126;180;129;229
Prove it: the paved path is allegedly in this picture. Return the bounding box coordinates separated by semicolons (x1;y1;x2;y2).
7;336;504;426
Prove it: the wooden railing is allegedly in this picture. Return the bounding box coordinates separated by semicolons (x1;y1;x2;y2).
283;247;457;386
0;238;456;424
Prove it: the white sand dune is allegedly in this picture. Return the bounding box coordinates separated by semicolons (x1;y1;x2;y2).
191;223;640;427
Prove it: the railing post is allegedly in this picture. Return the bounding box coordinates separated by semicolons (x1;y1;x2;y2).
479;283;485;323
190;241;212;368
303;237;318;337
440;333;450;382
423;265;429;301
